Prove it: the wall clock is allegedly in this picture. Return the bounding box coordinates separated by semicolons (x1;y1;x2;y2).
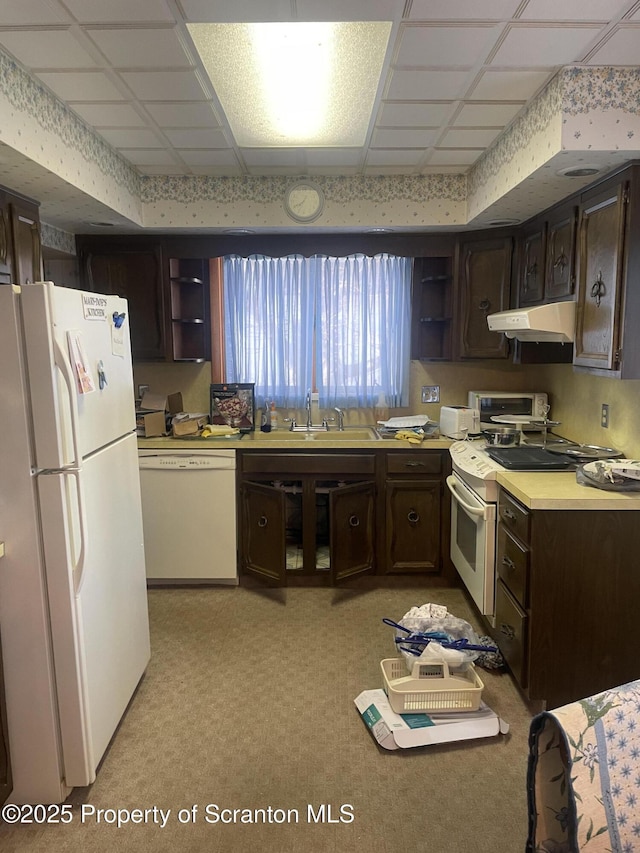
284;181;325;223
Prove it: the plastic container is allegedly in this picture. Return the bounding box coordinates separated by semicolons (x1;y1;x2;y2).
269;401;278;430
381;658;484;714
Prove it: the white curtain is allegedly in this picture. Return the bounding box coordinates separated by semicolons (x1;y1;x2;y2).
223;253;411;408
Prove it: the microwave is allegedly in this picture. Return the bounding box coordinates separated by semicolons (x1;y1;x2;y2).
467;391;549;429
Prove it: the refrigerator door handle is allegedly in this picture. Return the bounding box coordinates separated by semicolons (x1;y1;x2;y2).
52;338;88;592
53;337;83;470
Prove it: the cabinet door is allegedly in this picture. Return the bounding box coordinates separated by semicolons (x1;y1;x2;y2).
456;238;512;359
545;205;577;300
82;246;167;361
9;199;42;284
384;479;441;574
329;481;376;583
517;222;546;305
0;195;12;284
574;183;627;370
0;628;12;805
240;481;286;584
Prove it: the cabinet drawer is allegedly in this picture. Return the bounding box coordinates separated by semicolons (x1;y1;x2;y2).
498;489;530;544
241;452;376;476
495;580;528;688
497;525;529;607
386;452;441;475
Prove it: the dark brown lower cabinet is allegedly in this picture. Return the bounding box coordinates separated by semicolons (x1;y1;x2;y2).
239;452;376;585
384;480;441;573
496;486;640;709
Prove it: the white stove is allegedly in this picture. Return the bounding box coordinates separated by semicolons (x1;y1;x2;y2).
449;439;505;502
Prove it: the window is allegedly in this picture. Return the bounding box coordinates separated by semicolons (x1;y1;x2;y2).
223;253;412;408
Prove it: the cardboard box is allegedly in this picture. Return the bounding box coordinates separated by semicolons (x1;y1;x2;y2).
136;391;184;437
354;689;509;750
172;414;209;437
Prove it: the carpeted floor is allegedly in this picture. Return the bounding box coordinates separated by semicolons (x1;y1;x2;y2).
1;583;533;852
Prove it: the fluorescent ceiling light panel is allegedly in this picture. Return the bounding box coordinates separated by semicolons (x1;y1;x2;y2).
188;22;391;147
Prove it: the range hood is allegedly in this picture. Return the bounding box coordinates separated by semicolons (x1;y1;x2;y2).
486;301;576;343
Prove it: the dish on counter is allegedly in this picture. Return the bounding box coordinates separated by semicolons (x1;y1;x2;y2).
546;443;623;459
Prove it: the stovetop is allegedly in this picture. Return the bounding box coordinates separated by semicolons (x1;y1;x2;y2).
483;446;575;471
449;438;577;502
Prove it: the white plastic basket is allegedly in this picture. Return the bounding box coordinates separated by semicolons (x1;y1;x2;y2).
381;657;484;714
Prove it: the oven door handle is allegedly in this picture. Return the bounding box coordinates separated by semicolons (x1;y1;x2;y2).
446;475;486;517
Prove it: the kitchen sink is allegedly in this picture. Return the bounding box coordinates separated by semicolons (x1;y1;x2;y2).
254;427;380;442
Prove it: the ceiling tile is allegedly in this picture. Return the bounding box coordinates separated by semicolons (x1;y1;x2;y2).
469;69;553;100
189;164;243;175
99;128;166;148
408;0;522;20
428;149;483;165
178;149;240;166
143;102;221;127
372;128;438;147
163;128;229;148
453;102;524;126
71;103;147;126
179;0;292;23
518;0;631;21
378;102;454;126
366;149;424;166
120;70;208;100
0;0;71;24
37;71;125;100
0;30;98;68
587;27;640;64
305;149;362;166
439;128;502;147
396;24;500;67
86;28;193;68
386;69;471;99
296;0;406;22
240;149;305;166
490;25;604;66
62;0;176;24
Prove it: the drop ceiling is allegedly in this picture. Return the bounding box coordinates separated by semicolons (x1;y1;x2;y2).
0;0;639;235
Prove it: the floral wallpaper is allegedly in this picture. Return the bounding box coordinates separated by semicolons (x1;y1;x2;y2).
40;222;76;255
468;67;640;221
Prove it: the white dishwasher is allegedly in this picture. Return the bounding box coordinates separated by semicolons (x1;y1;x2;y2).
138;449;238;584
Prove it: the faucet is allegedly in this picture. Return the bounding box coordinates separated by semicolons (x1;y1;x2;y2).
305;389;313;428
334;407;344;431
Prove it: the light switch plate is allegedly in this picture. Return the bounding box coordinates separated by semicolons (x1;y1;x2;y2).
421;385;440;403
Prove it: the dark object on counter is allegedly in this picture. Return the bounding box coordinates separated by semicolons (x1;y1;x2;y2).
482;426;521;446
484;446;575;470
210;383;255;432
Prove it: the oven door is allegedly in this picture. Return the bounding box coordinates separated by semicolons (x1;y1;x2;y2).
446;472;496;620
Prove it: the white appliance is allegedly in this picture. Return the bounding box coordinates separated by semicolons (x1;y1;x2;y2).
446;441;502;620
486;300;576;342
0;282;150;805
467;390;549;431
138;451;238;584
439;406;480;439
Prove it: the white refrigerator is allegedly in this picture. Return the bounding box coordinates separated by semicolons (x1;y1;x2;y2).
0;282;151;805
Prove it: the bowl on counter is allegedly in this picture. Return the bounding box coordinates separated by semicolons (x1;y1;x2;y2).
482;426;521;447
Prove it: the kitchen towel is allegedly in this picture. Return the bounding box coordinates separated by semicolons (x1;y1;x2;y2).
526;678;640;852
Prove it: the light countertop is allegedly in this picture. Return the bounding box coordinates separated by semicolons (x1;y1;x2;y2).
137;433;453;451
496;471;640;510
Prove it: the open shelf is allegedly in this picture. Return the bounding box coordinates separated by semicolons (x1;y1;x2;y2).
411;256;453;360
168;258;210;362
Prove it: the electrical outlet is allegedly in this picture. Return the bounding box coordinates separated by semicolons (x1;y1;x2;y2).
421;385;440;403
601;403;609;428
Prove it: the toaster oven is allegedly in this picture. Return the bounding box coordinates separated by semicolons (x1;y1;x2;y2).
467;391;548;430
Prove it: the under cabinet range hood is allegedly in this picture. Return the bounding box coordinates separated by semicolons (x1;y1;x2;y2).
486;301;576;343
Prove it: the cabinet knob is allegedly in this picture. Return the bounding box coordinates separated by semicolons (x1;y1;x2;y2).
405;461;425;468
407;509;420;524
349;515;360;528
500;623;516;640
257;515;268;528
590;271;606;307
478;297;491;312
501;555;516;571
502;508;516;521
